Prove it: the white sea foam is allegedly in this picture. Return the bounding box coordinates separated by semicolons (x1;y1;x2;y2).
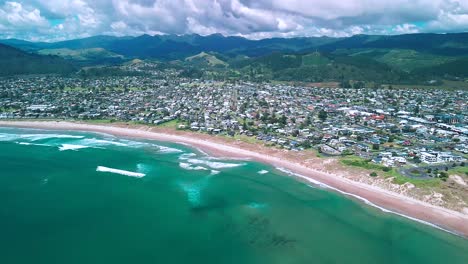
16;142;50;147
96;166;145;178
106;139;182;153
210;170;220;176
276;167;325;187
80;138;128;147
0;133;18;141
157;145;183;153
258;170;269;174
20;134;84;141
275;167;460;236
186;158;245;169
59;144;90;151
179;153;197;160
179;162;208;171
1;133;85;143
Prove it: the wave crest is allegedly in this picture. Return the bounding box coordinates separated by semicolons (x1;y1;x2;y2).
96;166;145;178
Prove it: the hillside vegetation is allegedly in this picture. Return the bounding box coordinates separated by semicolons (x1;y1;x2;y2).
1;32;468;83
0;44;75;76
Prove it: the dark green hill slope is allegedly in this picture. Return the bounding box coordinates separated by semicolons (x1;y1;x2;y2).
0;44;76;76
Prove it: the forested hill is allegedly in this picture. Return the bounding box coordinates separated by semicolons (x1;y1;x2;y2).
1;32;468;83
0;44;76;76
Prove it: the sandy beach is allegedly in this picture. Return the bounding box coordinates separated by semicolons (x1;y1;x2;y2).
1;120;467;237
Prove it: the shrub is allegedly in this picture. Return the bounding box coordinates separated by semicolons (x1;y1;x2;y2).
382;167;391;172
370;172;378;177
439;172;448;179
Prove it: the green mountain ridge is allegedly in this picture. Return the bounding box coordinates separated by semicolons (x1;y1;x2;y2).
1;32;468;83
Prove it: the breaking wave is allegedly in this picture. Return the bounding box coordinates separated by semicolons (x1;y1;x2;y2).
210;170;220;176
0;133;83;142
179;153;197;160
59;144;90;151
179;162;208;171
96;166;145;178
78;138;129;147
258;170;269;174
157;145;183;153
185;158;245;169
16;142;51;147
21;134;84;141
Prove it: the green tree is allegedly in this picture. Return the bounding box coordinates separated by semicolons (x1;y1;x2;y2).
318;110;328;122
279;115;287;125
414;105;420;115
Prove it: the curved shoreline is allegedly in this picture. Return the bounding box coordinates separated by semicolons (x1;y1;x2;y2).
1;120;467;237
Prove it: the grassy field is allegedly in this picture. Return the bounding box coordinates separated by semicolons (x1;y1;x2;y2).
231;134;263;144
156;119;182;129
447;166;468;177
376;49;455;72
390;80;468;90
340;156;441;187
341;156;386;170
84;119;118;124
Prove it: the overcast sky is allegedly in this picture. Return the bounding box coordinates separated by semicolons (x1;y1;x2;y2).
1;0;468;41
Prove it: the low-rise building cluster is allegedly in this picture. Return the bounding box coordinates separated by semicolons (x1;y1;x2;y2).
1;72;466;175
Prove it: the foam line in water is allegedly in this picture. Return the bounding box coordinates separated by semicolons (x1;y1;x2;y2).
258;170;269;174
210;170;220;176
275;167;460;236
16;142;51;147
59;144;90;151
96;166;145;178
0;130;84;142
0;133;19;141
156;145;183;153
179;153;197;160
21;134;84;141
80;138;128;147
179;162;208;171
186;158;245;169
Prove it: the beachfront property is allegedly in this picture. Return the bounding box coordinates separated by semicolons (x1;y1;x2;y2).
0;68;466;176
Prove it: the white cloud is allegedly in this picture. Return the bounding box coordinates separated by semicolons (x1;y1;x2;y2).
0;2;48;28
394;23;420;34
0;0;467;41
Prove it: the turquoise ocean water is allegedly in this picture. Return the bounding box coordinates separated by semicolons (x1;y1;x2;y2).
0;127;467;264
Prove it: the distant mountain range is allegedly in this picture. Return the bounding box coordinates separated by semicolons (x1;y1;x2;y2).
1;32;468;82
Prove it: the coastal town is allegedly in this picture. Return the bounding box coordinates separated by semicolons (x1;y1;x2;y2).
0;69;467;182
